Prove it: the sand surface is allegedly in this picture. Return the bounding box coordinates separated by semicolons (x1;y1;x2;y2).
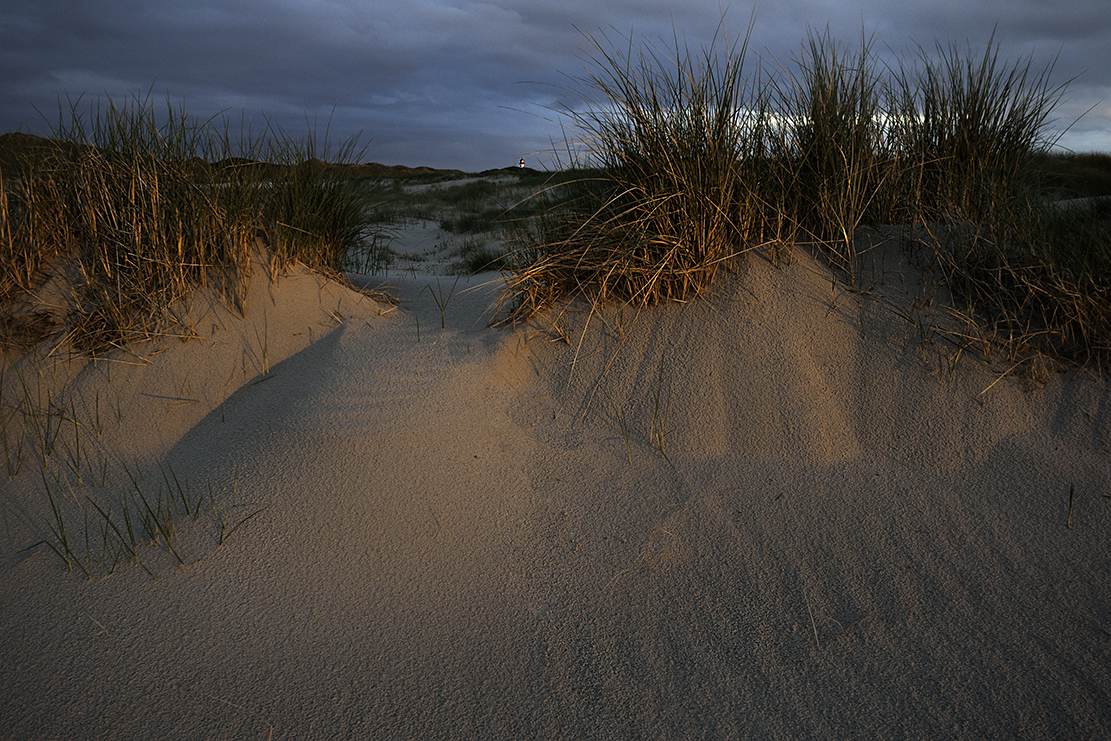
2;230;1110;739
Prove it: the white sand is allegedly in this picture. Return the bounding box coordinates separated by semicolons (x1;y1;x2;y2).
2;232;1110;739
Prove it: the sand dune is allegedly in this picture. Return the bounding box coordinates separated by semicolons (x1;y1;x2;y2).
2;230;1109;739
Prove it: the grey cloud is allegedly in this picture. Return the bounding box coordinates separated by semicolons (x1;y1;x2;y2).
1;0;1108;171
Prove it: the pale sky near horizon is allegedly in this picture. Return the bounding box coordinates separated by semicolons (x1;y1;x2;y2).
2;0;1108;171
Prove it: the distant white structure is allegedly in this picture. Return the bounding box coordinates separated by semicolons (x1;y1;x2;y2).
519;157;525;169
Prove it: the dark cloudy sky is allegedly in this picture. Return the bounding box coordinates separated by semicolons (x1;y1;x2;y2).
2;1;1108;171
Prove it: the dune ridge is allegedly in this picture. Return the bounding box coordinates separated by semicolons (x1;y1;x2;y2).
1;230;1109;738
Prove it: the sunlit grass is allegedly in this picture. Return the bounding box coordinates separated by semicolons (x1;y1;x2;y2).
502;17;771;318
0;93;385;352
502;21;1111;368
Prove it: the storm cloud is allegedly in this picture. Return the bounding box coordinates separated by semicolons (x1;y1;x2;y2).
2;0;1107;171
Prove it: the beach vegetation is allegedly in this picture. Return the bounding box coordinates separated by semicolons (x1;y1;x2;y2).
422;275;460;329
372;171;556;237
26;455;263;579
1;345;263;579
0;93;387;353
454;237;509;275
503;17;767;316
502;22;1111;369
1031;151;1111;199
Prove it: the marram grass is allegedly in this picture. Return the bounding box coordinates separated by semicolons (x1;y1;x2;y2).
0;94;385;352
501;16;770;319
502;22;1111;369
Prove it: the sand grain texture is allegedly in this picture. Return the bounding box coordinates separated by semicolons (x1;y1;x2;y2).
2;238;1110;739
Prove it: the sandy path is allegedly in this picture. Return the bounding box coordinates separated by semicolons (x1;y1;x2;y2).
2;242;1110;739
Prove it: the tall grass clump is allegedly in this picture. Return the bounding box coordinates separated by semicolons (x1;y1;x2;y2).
888;30;1066;226
1;96;262;348
776;29;1111;362
260;133;380;276
0;94;382;352
775;29;893;278
506;18;1111;367
888;37;1111;363
503;18;771;319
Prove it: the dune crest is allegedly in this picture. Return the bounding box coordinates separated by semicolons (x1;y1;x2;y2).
2;234;1109;738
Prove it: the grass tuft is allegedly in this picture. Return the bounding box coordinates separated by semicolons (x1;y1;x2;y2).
0;93;388;353
501;19;1111;369
502;15;767;319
